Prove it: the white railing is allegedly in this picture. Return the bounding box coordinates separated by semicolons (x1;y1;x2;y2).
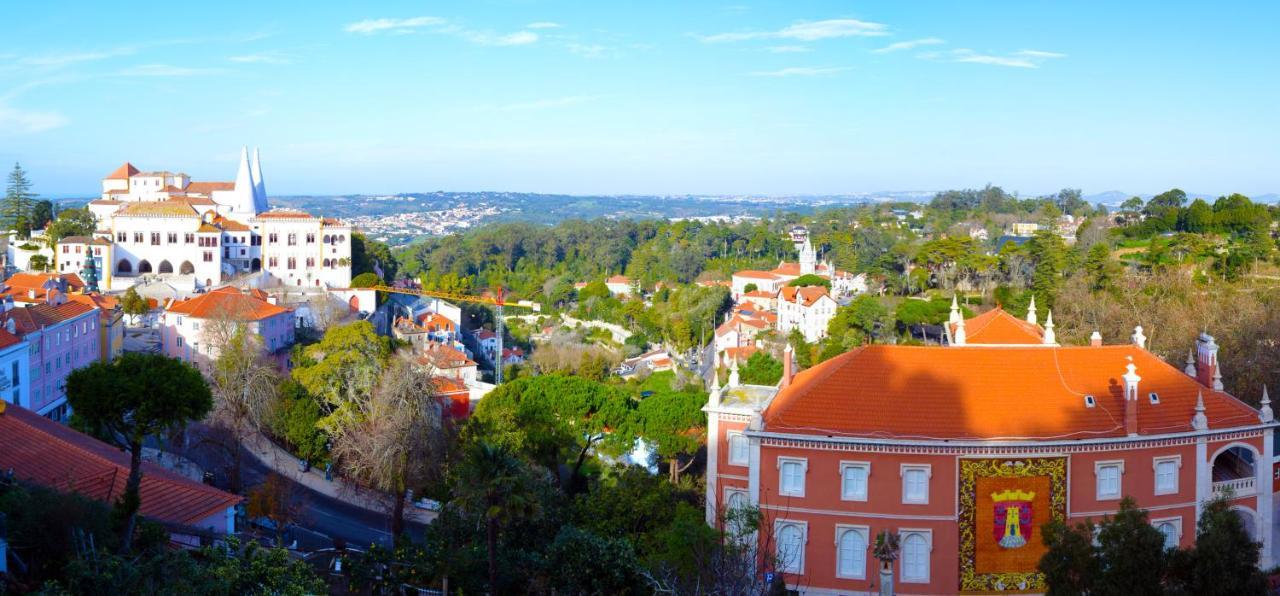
1212;476;1256;497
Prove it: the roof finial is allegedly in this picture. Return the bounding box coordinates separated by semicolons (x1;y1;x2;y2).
1042;310;1056;345
1026;295;1038;325
1130;325;1146;349
949;294;962;324
1184;347;1197;376
1260;386;1273;423
728;355;740;387
1212;361;1224;391
1191;390;1208;430
954;316;967;346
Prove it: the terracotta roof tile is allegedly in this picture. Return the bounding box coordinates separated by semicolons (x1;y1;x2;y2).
184;181;235;194
115;201;199;218
165;286;290;321
0;301;97;335
254;210;315;220
106;162;139;180
764;344;1261;441
734;270;781;280
778;285;830;307
952;307;1044;344
0;403;241;526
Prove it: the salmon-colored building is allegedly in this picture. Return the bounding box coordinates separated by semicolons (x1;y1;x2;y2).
705;303;1275;594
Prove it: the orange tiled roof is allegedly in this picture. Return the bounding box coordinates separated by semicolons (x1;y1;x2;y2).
0;301;97;335
419;343;476;369
115;200;199;218
763;344;1262;441
4;272;86;292
211;215;251;231
90;199;123;205
952;307;1044;345
606;275;631;284
184;181;235;194
743;290;776;299
734;270;781;280
778;285;830;307
0;327;22;349
165;286;290;321
67;292;120;312
255;210;315;220
106;162;139;180
0;403;241;526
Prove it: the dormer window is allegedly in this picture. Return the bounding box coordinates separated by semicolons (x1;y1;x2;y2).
1084;395;1096;408
1149;392;1160;404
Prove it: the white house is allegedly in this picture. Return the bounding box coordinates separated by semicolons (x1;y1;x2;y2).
605;275;634;297
776;285;838;343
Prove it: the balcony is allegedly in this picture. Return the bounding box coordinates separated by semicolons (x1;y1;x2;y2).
1212;476;1256;498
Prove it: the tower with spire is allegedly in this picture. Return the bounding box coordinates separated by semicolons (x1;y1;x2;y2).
799;237;816;275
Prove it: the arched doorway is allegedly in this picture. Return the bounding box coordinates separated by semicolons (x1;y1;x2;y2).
250;257;261;272
137;259;153;274
117;259;133;274
180;261;194;275
1233;506;1259;541
205;278;212;288
158;260;173;274
348;296;359;312
1211;444;1257;498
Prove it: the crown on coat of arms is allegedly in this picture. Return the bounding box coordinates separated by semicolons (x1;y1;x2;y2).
991;489;1036;502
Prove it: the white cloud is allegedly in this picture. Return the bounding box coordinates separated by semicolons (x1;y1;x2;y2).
942;48;1065;68
1015;49;1067;59
766;45;811;53
495;95;603;111
872;37;944;54
117;64;219;76
567;43;609;58
526;22;562;29
0;104;68;133
701;18;888;43
344;16;447;35
750;66;849;77
492;31;539;46
20;50;126;67
229;52;293;65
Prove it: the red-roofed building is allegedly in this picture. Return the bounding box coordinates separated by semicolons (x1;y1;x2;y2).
706;310;1277;593
0;298;100;421
162;286;294;366
417;342;478;383
0;401;241;542
776;285;837;342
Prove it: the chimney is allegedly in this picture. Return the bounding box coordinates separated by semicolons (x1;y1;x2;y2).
781;344;795;388
1195;332;1219;389
1089;331;1102;347
1130;325;1146;349
1026;295;1038;325
1122;360;1141;437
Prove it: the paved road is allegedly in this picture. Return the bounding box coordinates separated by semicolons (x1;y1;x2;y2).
177;425;425;550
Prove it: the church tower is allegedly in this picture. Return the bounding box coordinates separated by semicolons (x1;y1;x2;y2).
799;237;816;275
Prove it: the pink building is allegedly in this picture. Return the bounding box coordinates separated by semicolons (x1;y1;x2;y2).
161;286;294;367
0;299;100;422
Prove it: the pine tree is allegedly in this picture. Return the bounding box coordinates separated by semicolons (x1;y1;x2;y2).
3;162;37;237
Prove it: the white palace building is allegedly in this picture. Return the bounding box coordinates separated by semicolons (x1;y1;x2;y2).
65;148;352;291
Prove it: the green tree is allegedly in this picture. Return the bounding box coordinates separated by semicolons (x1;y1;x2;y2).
539;525;642;593
120;286;150;323
27;254;49;271
30;199;54;230
1182;198;1214;233
1039;518;1099;595
3;162;36;237
1095;497;1167;595
742;282;758;294
1168;496;1268;595
453;441;545;594
270;379;329;464
786;273;831;289
637;388;706;483
291;321;392;433
44;207;96;246
66;353;213;553
351;231;397;281
1083;243;1120;291
738;351;782;385
349;271;380;288
830;294;893;346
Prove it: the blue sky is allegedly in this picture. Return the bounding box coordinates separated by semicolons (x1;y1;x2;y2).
2;1;1277;197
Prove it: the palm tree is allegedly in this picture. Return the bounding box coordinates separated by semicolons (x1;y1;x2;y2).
874;530;901;596
453;441;542;593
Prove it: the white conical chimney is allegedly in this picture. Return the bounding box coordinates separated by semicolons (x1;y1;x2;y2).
954;317;967;346
231;146;257;217
1042;310;1056;345
949;295;961;325
1026;295;1038;325
251;147;267;213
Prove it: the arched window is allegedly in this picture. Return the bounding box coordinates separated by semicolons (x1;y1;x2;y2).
1156;521;1178;549
837;528;867;579
157;260;173;274
322;259;330;268
902;532;930;582
776;523;804;573
180;261;195;275
323;235;331;244
117;259;133;274
137;259;153;274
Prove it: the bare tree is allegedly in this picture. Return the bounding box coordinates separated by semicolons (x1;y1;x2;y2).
329;356;445;540
203;299;280;493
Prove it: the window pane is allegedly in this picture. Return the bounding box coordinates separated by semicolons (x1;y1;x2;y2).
839;529;865;577
1159;523;1177;549
904;534;927;579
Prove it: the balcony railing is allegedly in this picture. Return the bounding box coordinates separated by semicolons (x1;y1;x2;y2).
1212;476;1256;497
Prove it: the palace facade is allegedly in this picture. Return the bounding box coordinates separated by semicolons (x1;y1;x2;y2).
706;303;1275;594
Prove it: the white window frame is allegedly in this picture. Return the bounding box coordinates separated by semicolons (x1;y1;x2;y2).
774;520;808;574
900;464;931;505
839;461;871;502
1153;455;1180;496
834;524;870;579
1152;516;1182;549
899;528;933;583
778;457;808;498
727;432;749;466
1095;460;1124;500
723;487;748;511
